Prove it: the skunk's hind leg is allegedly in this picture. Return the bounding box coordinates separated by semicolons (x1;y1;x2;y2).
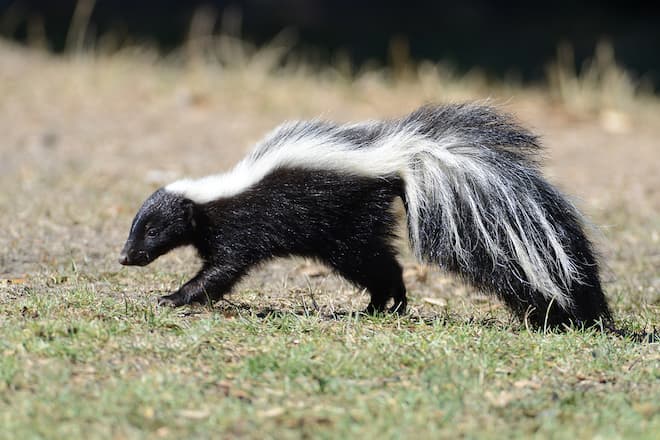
362;264;407;316
329;246;407;315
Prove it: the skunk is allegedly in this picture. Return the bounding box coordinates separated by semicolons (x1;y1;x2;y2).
119;104;612;328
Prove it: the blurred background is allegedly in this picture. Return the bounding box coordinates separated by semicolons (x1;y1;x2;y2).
1;0;659;88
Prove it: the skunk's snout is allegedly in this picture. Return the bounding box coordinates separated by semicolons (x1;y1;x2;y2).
118;241;139;266
118;242;150;266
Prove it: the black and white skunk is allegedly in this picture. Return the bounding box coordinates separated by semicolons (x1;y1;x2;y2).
119;104;612;328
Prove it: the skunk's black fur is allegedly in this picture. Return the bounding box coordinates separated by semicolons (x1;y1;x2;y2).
119;104;613;329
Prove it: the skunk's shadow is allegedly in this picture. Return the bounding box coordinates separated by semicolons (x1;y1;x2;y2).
176;299;659;343
184;299;531;332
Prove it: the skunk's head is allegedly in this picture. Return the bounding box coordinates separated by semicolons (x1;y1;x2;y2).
119;189;195;266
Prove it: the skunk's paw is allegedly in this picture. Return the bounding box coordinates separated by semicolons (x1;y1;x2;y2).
158;292;187;307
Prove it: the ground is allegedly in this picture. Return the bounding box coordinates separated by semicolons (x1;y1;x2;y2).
0;40;658;438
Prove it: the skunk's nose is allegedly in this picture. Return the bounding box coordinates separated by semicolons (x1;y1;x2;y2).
118;252;129;265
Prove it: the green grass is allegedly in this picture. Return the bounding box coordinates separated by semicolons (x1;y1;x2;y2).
1;282;658;439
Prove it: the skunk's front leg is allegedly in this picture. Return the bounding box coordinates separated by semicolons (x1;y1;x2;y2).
158;265;234;307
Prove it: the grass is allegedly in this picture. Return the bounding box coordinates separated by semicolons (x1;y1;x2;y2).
2;283;658;439
0;36;658;438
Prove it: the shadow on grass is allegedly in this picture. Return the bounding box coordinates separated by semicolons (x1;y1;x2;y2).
186;298;659;343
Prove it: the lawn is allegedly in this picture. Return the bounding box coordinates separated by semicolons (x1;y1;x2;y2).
0;39;658;438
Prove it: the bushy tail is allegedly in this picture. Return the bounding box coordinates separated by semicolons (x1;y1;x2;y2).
393;104;611;327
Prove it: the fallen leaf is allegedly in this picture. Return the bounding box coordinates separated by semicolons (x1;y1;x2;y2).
422;297;447;307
